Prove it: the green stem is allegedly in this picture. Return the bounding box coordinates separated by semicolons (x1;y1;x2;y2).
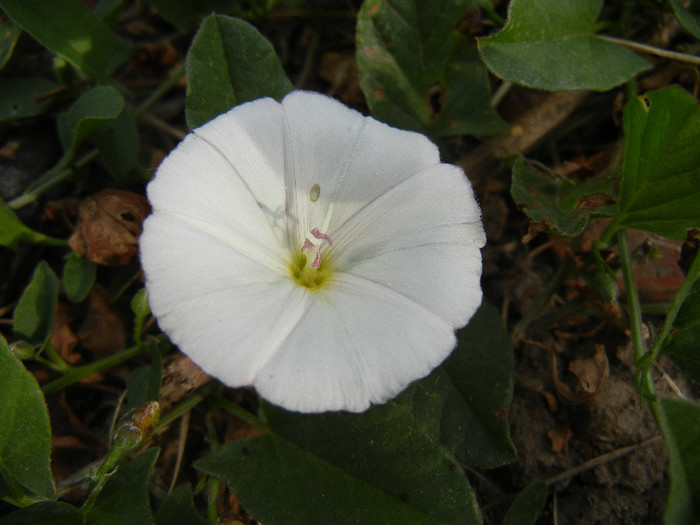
617;229;654;397
216;397;269;432
8;150;99;210
132;66;185;119
42;342;148;395
153;382;216;433
510;255;571;339
596;34;700;66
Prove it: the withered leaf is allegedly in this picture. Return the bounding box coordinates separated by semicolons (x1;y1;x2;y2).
68;189;150;265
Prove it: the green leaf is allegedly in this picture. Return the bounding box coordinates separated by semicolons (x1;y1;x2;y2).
0;501;82;525
83;448;158;525
13;262;59;345
57;86;125;155
661;278;700;382
185;14;294;129
0;17;21;70
502;480;548;525
62;252;97;303
356;0;506;137
155;484;206;525
477;0;650;91
397;303;516;469
131;288;151;346
614;87;700;241
93;112;140;181
0;0;133;81
125;358;162;412
196;403;481;525
0;199;66;249
510;156;617;237
0;79;59;121
656;397;700;525
148;0;233;33
670;0;700;39
0;335;56;501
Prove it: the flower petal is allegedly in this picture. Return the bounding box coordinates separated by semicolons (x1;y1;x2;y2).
329;163;484;326
255;275;456;413
147;113;287;273
190;97;291;250
141;214;311;385
280;91;442;243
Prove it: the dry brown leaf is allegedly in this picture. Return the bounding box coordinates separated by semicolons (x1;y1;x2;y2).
68;189;150;265
551;345;609;403
319;52;365;107
77;284;126;358
159;353;212;413
547;425;573;453
568;344;609;398
51;303;81;364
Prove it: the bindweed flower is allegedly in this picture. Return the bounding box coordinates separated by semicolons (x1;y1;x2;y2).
139;91;485;413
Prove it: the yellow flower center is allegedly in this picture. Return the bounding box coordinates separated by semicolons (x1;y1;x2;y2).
289;251;333;290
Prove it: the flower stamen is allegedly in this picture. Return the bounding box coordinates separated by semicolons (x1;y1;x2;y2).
301;228;333;269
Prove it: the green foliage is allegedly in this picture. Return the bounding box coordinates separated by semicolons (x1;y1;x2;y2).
660;268;700;382
0;0;133;81
0;200;66;249
657;397;700;524
0;79;60;121
610;87;700;241
82;448;159;525
148;0;233;33
197;402;481;525
2;1;699;523
670;0;700;38
502;480;548;525
93;112;140;181
185;14;294;129
13;262;59;345
398;303;516;469
510;156;617;237
62;252;97;303
155;484;206;525
126;359;162;411
0;501;82;525
478;0;650;91
0;335;56;503
0;17;21;70
356;0;506;137
57;86;125;155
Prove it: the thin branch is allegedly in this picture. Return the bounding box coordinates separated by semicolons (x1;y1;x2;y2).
597;34;700;66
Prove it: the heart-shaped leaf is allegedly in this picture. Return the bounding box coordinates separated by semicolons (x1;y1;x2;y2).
356;0;506;137
185;14;293;129
612;87;700;241
13;262;59;345
196;401;481;525
477;0;650;91
656;397;700;524
510;156;617;238
0;335;56;501
0;0;132;81
397;303;516;469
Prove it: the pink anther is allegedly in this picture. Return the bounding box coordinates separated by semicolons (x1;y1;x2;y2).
301;239;314;253
310;228;333;247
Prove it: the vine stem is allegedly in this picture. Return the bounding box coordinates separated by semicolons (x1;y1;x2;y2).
9;67;185;210
42;341;150;395
617;229;655;398
597;34;700;66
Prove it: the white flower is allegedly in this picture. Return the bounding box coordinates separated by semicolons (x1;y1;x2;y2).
139;91;486;413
